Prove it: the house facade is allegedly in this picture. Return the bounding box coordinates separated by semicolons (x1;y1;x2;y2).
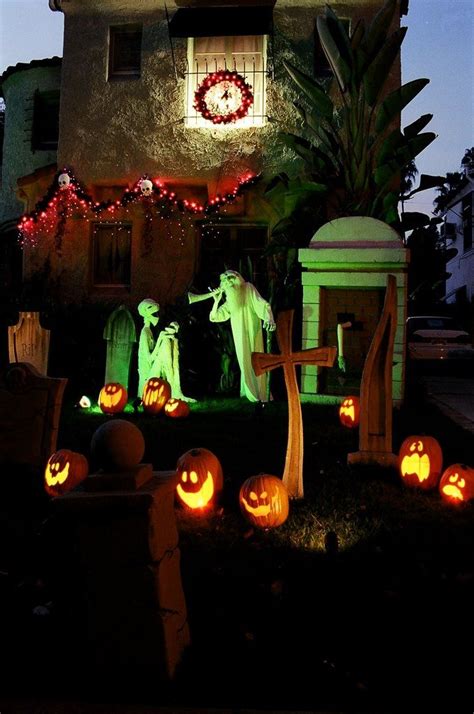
1;0;405;309
444;165;474;304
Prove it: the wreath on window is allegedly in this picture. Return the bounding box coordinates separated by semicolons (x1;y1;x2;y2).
193;70;254;125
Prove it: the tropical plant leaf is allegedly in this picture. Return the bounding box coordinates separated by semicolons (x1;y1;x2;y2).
283;61;334;119
375;79;430;133
399;211;432;231
316;15;351;92
403;113;433;139
364;0;398;60
405;173;446;198
364;27;407;107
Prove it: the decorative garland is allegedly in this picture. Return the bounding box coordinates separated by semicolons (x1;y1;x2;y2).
193;70;254;125
18;168;260;248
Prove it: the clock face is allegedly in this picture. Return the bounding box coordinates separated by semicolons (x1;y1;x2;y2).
194;70;254;125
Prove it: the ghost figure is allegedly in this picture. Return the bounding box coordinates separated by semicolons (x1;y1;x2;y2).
137;298;160;397
58;173;71;190
209;270;276;402
150;321;196;403
139;178;153;197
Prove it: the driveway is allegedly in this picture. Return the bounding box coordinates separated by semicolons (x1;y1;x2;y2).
419;372;474;434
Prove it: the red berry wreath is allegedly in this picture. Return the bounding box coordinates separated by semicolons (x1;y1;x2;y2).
193;70;254;125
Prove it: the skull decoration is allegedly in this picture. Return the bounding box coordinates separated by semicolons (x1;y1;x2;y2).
138;298;159;327
139;178;153;196
58;173;71;190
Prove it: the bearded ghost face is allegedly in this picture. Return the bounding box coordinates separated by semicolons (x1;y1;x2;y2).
219;270;244;292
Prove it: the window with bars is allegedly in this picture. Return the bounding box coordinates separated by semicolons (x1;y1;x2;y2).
186;35;267;128
91;223;132;288
108;24;142;80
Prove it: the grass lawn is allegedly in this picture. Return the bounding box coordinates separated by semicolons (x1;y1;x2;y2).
1;384;474;712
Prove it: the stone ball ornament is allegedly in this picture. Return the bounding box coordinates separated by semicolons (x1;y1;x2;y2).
58;172;71;189
239;474;289;529
193;70;254;125
91;419;145;472
139;178;154;196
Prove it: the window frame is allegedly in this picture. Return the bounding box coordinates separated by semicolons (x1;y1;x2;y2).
185;35;267;129
90;222;132;291
31;89;60;152
108;24;143;81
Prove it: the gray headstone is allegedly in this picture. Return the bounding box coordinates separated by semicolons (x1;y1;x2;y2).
103;305;137;389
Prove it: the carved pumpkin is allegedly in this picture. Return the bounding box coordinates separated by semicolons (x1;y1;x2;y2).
164;398;190;418
44;449;89;497
439;463;474;505
339;396;360;428
142;377;171;415
99;383;127;415
175;447;223;511
398;436;443;490
239;474;289;529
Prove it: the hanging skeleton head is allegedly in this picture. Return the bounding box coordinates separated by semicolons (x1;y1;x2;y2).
58;173;71;190
138;298;160;327
139;179;153;197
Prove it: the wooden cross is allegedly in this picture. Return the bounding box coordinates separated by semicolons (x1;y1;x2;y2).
252;309;336;499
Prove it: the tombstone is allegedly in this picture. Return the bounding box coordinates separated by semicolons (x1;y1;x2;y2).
103;304;137;390
8;311;50;375
50;420;190;681
298;217;409;405
0;362;67;470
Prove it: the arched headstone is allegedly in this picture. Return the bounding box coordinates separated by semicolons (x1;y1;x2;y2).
103;305;137;390
8;312;50;375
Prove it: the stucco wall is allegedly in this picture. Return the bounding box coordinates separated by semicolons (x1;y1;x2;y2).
0;65;61;225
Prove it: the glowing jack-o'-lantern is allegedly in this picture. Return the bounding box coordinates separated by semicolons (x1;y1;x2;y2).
239;474;289;529
99;383;127;415
44;449;89;497
439;463;474;505
175;447;223;511
338;396;360;428
398;436;443;490
164;398;190;418
142;377;171;415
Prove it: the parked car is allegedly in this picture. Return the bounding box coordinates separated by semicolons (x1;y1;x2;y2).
406;316;474;361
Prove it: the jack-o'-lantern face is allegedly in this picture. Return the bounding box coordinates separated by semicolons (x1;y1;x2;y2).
99;383;127;414
439;464;474;505
239;474;289;529
175;447;223;511
142;377;171;415
398;436;443;490
164;398;190;418
339;396;360;428
44;449;89;497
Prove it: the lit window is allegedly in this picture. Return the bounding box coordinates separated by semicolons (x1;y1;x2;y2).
92;223;131;288
186;35;267;128
108;25;142;80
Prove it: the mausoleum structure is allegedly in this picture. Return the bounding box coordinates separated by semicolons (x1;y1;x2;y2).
298;217;409;405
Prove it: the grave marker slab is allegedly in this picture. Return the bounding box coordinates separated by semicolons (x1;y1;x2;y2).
8;312;50;375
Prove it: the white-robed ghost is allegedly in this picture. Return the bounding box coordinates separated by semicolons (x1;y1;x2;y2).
209;270;276;402
137;298;160;397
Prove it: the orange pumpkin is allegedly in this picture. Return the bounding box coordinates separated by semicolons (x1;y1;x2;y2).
239;474;289;529
44;449;89;497
164;398;190;418
439;463;474;505
175;447;223;511
142;377;171;415
99;383;127;415
338;396;360;428
398;436;443;490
